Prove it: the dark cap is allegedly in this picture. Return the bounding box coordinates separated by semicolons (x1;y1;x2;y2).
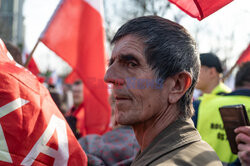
200;53;223;73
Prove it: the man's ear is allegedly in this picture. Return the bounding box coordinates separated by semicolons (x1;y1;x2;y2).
165;72;192;104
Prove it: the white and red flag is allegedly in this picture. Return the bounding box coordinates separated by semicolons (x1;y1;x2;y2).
40;0;111;135
0;39;87;165
168;0;233;20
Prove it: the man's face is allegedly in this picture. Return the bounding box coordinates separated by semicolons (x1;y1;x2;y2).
196;66;211;92
72;82;84;106
104;35;168;125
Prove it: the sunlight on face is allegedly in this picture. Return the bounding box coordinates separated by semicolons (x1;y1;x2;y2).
105;35;166;125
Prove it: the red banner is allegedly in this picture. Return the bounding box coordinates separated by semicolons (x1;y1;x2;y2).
169;0;233;20
0;39;87;165
40;0;111;135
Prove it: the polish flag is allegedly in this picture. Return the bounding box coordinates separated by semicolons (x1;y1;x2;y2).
40;0;111;135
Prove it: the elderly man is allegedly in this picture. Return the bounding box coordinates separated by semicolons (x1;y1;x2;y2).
104;16;222;165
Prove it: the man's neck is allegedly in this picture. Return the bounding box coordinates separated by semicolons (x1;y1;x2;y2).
132;104;179;152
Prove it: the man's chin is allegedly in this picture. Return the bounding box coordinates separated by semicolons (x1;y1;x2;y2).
116;117;136;126
116;117;130;126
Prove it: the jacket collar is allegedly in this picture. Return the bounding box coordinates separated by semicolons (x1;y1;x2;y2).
132;119;201;165
224;89;250;97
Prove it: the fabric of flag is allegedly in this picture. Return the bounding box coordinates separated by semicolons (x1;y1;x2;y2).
0;39;87;165
27;54;40;76
22;47;42;81
237;44;250;65
168;0;233;20
22;48;39;75
40;0;111;135
0;39;10;63
65;71;80;84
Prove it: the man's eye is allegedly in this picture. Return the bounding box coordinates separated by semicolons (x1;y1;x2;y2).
108;59;114;66
128;61;138;67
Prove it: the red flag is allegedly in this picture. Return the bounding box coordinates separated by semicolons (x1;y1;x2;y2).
0;39;11;63
65;71;80;84
22;47;40;75
22;47;41;80
237;44;250;65
0;39;87;165
40;0;111;135
168;0;233;20
27;54;40;76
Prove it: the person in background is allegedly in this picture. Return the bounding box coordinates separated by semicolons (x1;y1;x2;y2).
193;62;250;165
4;41;23;65
235;126;250;166
48;83;65;115
65;80;85;139
104;16;222;165
195;53;231;95
232;61;250;166
192;53;231;126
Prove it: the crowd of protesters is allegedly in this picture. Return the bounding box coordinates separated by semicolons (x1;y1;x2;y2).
1;15;250;166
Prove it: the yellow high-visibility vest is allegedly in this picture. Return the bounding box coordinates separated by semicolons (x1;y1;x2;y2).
211;82;231;95
197;93;250;163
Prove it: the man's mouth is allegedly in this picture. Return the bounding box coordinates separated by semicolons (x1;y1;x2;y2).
114;96;132;101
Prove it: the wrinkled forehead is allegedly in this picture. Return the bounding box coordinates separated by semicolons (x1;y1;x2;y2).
111;35;146;60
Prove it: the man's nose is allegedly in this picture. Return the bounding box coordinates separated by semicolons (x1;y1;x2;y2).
104;66;125;86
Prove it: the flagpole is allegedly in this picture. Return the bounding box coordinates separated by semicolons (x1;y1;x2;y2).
24;40;40;67
222;62;237;82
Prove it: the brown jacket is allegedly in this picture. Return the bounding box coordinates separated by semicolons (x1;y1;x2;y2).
131;119;222;166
